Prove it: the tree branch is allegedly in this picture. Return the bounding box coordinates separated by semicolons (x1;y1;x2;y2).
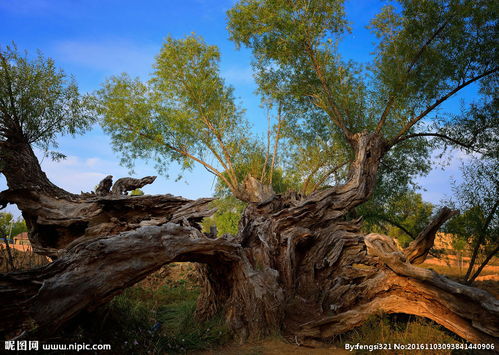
178;78;239;189
260;106;272;182
309;161;348;193
303;39;352;141
269;103;283;186
127;124;235;193
362;232;499;345
0;53;20;127
301;163;323;195
0;223;241;336
392;132;474;150
376;17;453;133
363;213;415;240
465;199;499;282
0;190;10;210
404;207;459;264
468;245;499;284
390;67;499;146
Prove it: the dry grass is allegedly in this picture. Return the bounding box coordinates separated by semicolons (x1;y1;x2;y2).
421;262;499;297
0;244;50;272
332;314;467;355
1;249;497;354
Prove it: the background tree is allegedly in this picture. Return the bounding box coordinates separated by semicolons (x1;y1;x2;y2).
360;191;434;247
201;197;246;236
444;158;498;284
0;212;27;239
0;44;94;197
0;212;26;272
437;58;498;284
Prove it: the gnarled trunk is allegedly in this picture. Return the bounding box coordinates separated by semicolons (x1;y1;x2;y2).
0;136;70;198
0;132;497;345
193;134;498;344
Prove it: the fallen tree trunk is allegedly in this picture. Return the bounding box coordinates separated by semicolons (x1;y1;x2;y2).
0;189;215;257
0;222;239;339
0;132;498;345
2;201;497;344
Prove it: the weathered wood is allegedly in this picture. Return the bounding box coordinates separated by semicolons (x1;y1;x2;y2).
0;222;239;338
363;233;498;343
94;175;113;196
111;176;157;195
0;137;74;200
191;132;498;344
234;174;275;203
405;207;459;264
0;186;214;257
1;131;498;346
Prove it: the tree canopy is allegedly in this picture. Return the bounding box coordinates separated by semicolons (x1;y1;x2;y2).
97;0;497;203
1;1;498;345
97;36;252;196
0;44;94;160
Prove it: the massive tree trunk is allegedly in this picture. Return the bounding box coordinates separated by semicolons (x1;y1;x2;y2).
0;132;498;345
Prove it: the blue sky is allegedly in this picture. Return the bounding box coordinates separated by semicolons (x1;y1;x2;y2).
0;0;468;217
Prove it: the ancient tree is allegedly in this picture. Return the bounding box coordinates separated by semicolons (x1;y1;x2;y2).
1;0;498;345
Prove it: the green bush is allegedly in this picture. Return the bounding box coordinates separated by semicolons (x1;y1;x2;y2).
54;279;229;354
107;281;230;354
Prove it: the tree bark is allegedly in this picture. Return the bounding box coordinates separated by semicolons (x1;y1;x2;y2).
0;222;239;338
0;131;498;345
404;207;459;264
0;136;71;199
1;236;15;272
464;200;499;283
0;136;215;257
468;245;499;285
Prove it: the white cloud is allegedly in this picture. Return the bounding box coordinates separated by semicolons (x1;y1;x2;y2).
53;155;80;167
85;157;101;168
38;154;120;193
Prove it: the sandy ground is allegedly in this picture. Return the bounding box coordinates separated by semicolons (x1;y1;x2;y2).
423;255;499;281
192;339;349;355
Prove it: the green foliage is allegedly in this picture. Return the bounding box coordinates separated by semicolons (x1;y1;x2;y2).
96;0;496;204
110;280;229;354
215;148;300;198
226;0;495;192
202;197;246;235
0;44;94;156
369;0;498;138
228;0;348;63
129;188;145;196
96;35;250;187
436;75;498;159
59;277;229;354
227;0;354;130
0;212;27;238
445;206;485;243
227;0;370;191
360;191;433;247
